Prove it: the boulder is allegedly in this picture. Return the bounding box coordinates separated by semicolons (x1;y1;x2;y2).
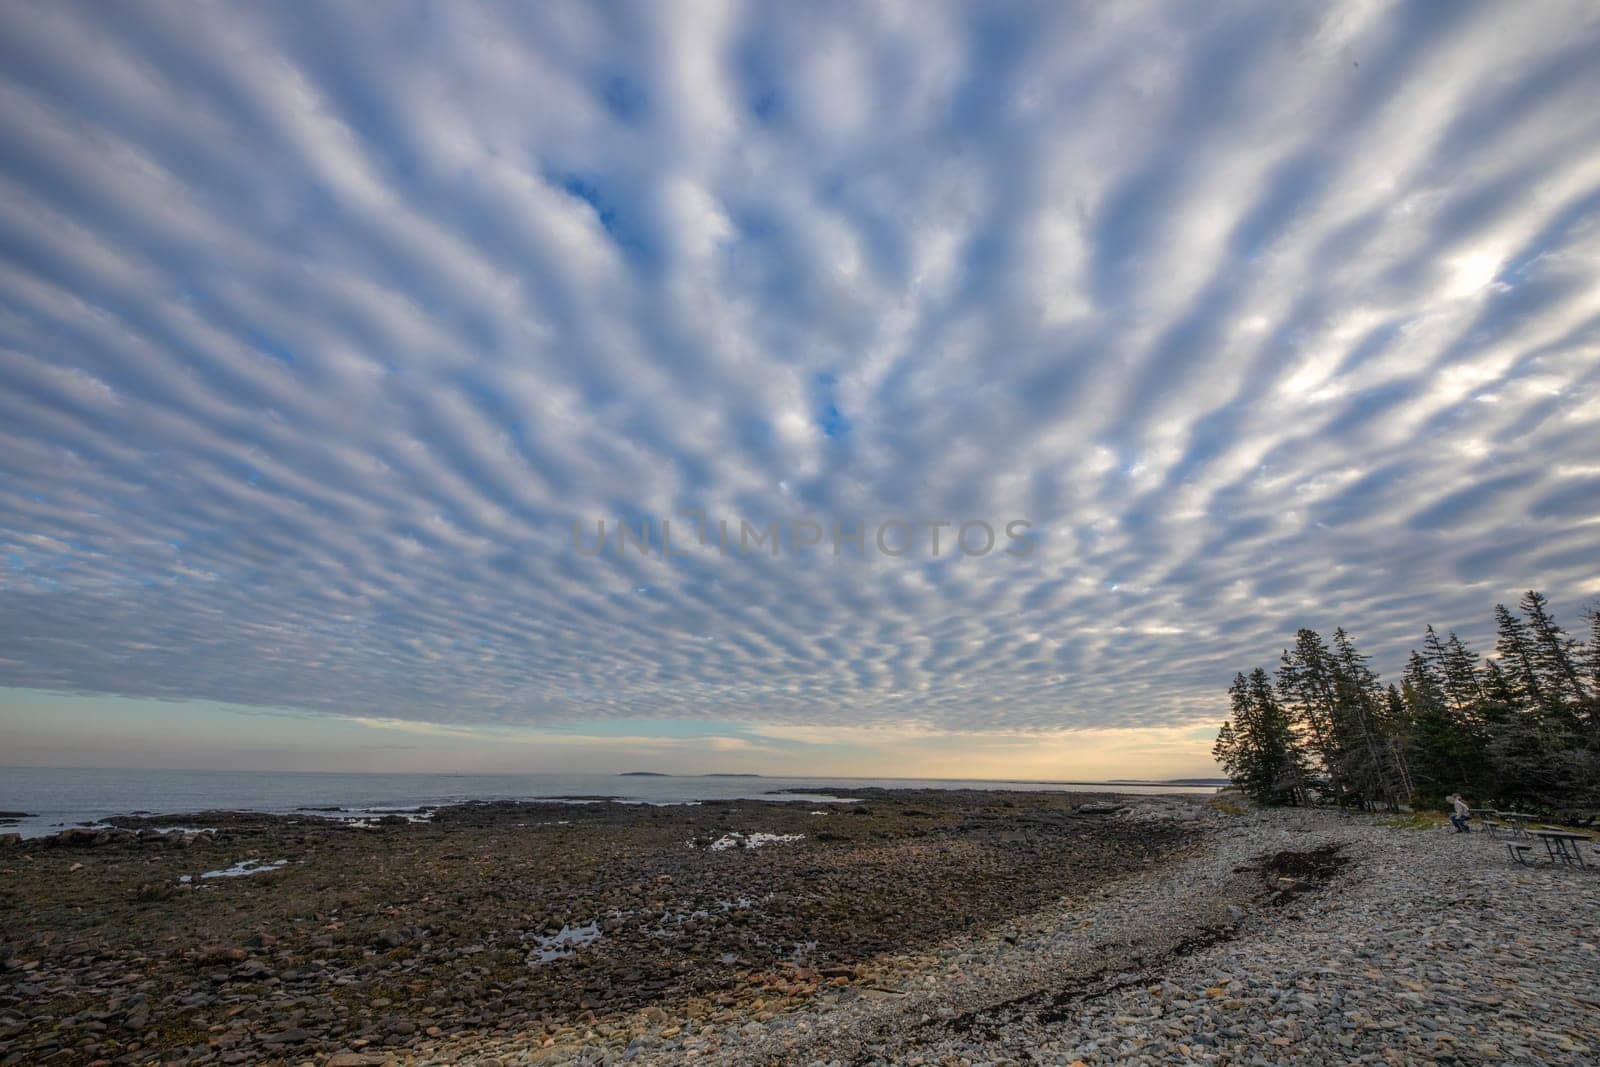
1074;803;1128;815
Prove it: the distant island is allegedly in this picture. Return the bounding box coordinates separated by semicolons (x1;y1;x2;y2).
1107;778;1231;787
617;772;765;778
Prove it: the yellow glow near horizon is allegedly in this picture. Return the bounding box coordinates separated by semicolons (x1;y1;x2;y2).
0;689;1223;779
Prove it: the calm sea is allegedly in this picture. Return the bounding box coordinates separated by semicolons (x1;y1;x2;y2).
0;767;1221;838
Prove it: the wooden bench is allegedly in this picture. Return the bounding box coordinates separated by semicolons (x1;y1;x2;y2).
1506;842;1534;866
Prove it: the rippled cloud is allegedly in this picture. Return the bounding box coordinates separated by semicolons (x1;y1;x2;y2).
2;1;1599;743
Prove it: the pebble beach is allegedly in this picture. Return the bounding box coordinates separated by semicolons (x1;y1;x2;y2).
3;793;1596;1066
741;805;1600;1067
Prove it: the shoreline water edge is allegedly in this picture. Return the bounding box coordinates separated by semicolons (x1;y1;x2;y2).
0;769;1222;841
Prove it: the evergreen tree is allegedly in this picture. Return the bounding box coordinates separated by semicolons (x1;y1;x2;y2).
1214;669;1308;805
1223;592;1596;813
1385;683;1407;721
1276;629;1346;804
1586;608;1600;702
1585;608;1600;743
1214;675;1266;802
1402;650;1447;720
1494;602;1545;711
1383;682;1417;804
1400;650;1479;802
1248;666;1310;804
1424;627;1485;716
1329;628;1412;809
1213;719;1238;781
1521;592;1585;702
1481;657;1518;713
1401;643;1484;799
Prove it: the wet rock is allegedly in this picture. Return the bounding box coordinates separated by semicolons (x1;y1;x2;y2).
1074;802;1128;815
260;1026;311;1044
231;960;272;980
3;788;1206;1065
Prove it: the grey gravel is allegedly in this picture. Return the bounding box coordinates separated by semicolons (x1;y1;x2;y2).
424;799;1600;1066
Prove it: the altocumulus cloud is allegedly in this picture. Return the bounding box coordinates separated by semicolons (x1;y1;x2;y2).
1;2;1599;739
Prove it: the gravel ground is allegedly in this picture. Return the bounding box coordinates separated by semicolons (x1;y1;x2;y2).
10;797;1596;1066
0;790;1191;1065
448;800;1597;1066
689;803;1600;1067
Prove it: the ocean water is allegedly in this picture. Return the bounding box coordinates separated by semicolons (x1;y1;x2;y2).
0;766;1221;838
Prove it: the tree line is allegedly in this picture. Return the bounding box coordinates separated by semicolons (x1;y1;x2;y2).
1213;591;1600;814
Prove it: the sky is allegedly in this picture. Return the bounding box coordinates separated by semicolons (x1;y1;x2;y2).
2;1;1599;779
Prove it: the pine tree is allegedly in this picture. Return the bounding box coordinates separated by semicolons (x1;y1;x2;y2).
1482;657;1518;711
1214;669;1308;805
1520;591;1586;714
1424;627;1485;716
1402;650;1447;719
1215;675;1266;802
1587;608;1600;702
1213;719;1239;781
1276;630;1345;804
1585;608;1600;744
1494;602;1545;711
1223;595;1598;812
1386;683;1407;721
1382;682;1416;804
1403;645;1492;799
1402;651;1459;800
1248;666;1310;804
1330;627;1412;809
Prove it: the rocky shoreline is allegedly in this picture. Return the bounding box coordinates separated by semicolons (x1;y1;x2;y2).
712;805;1600;1066
2;793;1595;1065
1;789;1189;1065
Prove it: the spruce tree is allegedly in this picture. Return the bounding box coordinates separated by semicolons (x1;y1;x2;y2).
1215;675;1267;802
1494;602;1545;711
1223;595;1598;812
1482;657;1518;711
1424;627;1486;716
1415;643;1493;796
1585;608;1600;743
1587;608;1600;701
1213;719;1239;782
1520;591;1586;716
1330;627;1412;809
1277;630;1345;804
1214;669;1308;805
1401;651;1465;801
1248;666;1309;804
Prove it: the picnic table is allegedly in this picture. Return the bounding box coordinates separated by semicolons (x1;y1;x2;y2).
1491;811;1536;838
1528;828;1592;867
1469;809;1503;836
